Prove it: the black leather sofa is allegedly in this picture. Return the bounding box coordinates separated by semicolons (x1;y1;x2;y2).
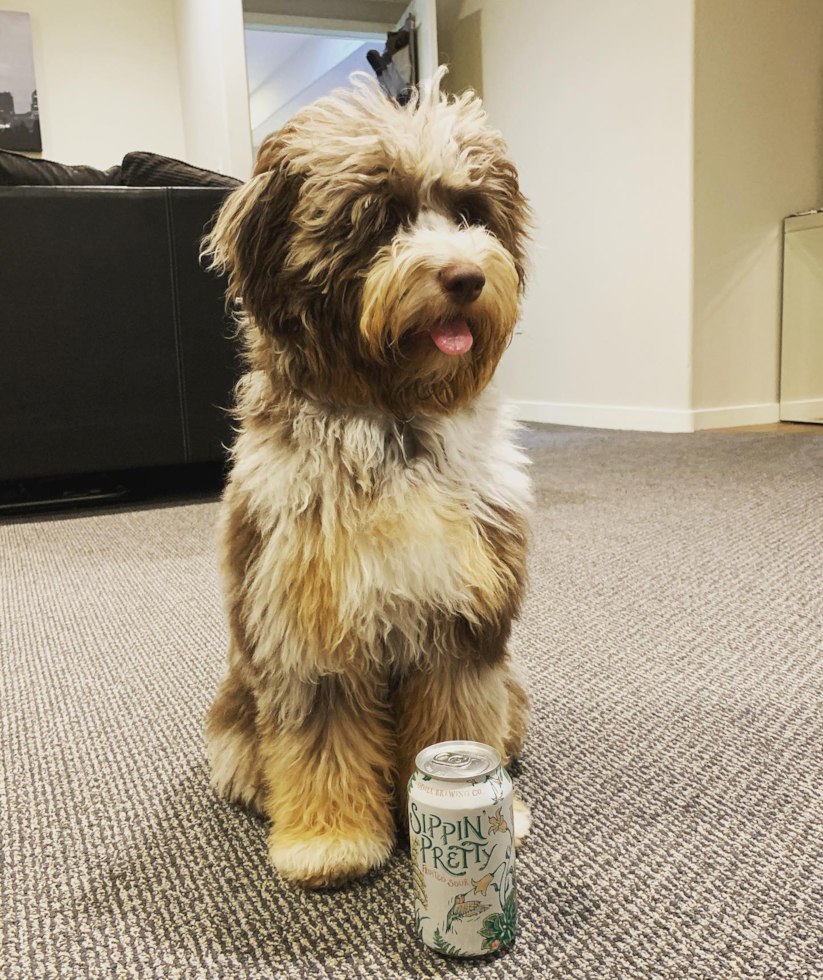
0;151;241;484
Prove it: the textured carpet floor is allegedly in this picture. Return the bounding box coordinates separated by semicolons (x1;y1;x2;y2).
2;428;823;980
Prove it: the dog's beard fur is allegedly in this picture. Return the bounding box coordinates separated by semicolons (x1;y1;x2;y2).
202;72;533;889
203;69;531;418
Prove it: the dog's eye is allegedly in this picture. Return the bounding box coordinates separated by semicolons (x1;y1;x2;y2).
458;204;485;228
380;205;401;232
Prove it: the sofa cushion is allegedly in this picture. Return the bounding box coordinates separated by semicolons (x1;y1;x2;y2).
121;151;242;188
0;148;120;186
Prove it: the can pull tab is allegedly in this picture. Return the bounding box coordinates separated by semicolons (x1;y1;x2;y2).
431;751;473;769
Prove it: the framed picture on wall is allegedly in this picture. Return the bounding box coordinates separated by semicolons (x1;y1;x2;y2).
0;11;42;152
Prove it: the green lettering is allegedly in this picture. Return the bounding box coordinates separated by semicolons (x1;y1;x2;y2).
477;845;495;871
464;815;484;841
410;802;421;835
420;833;435;866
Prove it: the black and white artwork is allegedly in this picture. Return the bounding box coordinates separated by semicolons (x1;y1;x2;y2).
0;11;41;152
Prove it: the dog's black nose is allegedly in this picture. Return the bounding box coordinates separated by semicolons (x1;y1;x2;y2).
438;263;486;305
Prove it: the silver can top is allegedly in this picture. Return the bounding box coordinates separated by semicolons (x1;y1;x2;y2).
414;740;502;781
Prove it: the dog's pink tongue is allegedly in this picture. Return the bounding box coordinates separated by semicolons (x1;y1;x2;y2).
429;319;474;355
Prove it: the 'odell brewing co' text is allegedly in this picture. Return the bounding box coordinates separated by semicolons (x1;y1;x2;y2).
408;741;517;957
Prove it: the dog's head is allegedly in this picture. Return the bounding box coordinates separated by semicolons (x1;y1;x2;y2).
205;71;531;417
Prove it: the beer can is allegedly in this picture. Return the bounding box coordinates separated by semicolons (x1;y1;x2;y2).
408;740;517;957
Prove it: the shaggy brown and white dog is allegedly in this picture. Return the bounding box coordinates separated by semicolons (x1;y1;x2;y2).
203;72;533;889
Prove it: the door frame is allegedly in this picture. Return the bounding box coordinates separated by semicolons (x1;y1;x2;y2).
243;12;390;42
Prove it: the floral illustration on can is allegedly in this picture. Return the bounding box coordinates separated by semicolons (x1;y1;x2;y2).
408;740;517;957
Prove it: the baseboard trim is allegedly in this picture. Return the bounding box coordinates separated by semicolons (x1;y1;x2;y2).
692;402;780;430
512;399;781;433
511;400;694;433
779;397;823;422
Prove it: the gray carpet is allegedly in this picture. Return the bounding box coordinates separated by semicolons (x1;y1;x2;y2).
2;428;823;980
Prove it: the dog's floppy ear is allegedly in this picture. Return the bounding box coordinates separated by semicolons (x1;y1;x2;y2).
486;160;532;289
202;132;301;334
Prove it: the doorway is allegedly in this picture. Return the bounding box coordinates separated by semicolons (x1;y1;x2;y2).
243;24;382;159
241;1;438;161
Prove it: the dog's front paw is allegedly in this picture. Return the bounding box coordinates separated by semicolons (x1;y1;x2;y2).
268;831;394;889
513;794;532;848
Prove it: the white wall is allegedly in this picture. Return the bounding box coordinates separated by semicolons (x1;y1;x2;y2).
438;2;483;100
173;0;254;179
450;0;696;431
4;0;185;168
691;0;823;428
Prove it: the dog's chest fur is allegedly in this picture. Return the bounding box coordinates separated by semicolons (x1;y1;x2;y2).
226;386;530;675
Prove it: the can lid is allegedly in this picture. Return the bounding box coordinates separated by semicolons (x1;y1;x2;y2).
414;740;502;781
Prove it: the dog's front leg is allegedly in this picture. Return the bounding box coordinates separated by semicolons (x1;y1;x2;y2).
395;660;509;807
394;658;532;843
258;671;396;889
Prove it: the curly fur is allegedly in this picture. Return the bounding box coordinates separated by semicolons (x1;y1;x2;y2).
202;70;534;888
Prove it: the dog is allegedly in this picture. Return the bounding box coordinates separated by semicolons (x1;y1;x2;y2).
203;70;533;889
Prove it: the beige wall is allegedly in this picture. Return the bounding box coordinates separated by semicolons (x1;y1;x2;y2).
446;0;696;430
439;8;483;99
173;0;254;179
6;0;185;169
692;0;823;422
